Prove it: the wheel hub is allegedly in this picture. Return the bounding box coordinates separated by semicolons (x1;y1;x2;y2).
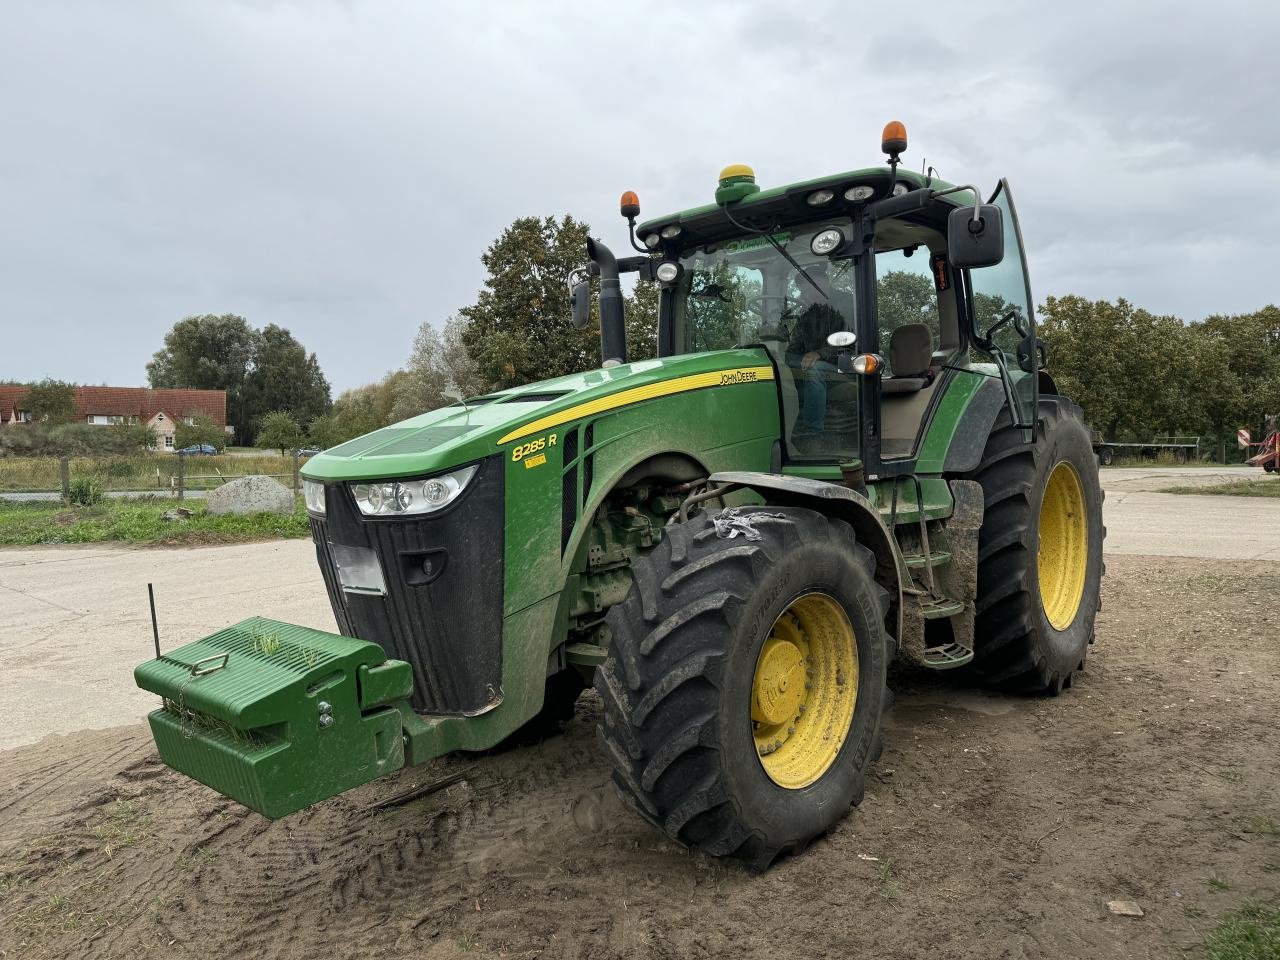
751;593;858;789
1038;460;1088;631
751;637;806;725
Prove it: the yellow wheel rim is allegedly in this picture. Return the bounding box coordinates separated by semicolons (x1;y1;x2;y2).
751;593;858;789
1038;461;1088;630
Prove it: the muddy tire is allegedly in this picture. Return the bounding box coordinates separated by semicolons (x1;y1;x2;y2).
595;506;891;870
966;398;1104;693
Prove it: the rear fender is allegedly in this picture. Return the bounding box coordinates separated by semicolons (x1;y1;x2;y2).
705;471;904;648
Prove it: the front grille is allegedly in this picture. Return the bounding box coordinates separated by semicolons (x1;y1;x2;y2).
309;456;504;715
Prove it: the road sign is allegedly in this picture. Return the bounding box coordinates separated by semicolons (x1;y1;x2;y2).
1238;428;1252;449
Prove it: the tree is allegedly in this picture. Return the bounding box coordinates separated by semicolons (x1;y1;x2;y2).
324;371;408;444
1038;296;1148;441
255;411;303;455
148;315;331;444
459;215;600;390
175;413;226;452
147;314;258;437
393;316;486;421
24;378;77;424
625;279;660;362
241;324;332;436
877;271;939;342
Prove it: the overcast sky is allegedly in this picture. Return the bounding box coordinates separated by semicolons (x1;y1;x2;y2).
3;1;1277;393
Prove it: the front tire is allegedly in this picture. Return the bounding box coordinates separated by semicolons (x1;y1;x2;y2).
595;507;891;869
966;399;1105;693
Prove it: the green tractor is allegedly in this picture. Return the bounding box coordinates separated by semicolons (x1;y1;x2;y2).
135;122;1103;869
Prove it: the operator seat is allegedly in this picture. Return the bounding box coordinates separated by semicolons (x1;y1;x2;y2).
881;323;933;394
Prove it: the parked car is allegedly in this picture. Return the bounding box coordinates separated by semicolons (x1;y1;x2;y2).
178;444;218;455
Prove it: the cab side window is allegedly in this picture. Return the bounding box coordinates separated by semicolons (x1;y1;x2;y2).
875;248;940;375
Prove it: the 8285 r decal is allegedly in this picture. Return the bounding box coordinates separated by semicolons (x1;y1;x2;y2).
511;432;557;465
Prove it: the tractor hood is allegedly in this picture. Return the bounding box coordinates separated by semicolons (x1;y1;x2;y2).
301;349;773;483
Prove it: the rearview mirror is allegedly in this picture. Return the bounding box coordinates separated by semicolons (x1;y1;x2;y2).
947;204;1004;270
570;279;591;330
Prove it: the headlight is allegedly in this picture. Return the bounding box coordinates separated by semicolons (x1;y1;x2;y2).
892;182;910;197
806;188;835;206
844;184;875;202
303;479;326;514
660;224;682;239
655;261;680;283
350;465;478;517
811;228;844;255
643;233;661;249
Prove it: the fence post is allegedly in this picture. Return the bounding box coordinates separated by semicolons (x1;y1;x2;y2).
292;450;300;495
59;457;71;503
176;451;185;502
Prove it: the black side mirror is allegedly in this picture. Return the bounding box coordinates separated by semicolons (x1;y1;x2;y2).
570;279;591;330
947;204;1004;270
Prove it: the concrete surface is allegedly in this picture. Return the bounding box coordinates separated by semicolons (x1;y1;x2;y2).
1;474;1278;749
1099;464;1257;492
0;541;332;749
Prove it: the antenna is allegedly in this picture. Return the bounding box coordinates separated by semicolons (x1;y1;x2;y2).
147;582;161;659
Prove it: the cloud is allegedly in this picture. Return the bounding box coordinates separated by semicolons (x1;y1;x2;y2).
1;0;1276;392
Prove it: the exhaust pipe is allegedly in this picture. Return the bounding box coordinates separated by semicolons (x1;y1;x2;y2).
586;237;627;367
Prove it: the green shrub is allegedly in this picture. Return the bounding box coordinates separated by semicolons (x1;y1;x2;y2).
68;476;104;506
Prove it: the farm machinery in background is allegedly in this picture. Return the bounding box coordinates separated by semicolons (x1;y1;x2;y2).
1239;419;1279;473
134;122;1105;869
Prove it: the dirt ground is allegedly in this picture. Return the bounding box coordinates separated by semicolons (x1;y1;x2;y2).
2;554;1278;960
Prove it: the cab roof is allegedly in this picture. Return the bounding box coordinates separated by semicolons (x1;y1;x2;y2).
637;166;963;247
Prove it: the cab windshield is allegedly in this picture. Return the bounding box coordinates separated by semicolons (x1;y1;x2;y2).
670;222;859;460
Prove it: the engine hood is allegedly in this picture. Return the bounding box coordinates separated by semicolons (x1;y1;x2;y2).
301;348;773;483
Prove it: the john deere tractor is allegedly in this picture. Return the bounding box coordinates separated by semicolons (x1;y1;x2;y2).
135;122;1103;869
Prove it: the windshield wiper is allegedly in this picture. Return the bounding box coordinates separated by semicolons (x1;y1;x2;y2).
718;201;828;301
762;233;827;301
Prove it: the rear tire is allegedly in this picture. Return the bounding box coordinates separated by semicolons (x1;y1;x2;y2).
965;399;1104;693
595;506;891;869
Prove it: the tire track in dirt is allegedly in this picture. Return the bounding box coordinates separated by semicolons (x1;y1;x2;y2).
3;556;1280;960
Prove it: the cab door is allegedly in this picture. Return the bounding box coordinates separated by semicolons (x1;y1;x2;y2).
967;179;1038;433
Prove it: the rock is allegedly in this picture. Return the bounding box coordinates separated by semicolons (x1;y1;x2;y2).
205;475;296;516
1107;900;1144;917
161;508;193;521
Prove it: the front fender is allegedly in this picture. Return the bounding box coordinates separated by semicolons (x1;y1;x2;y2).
706;472;904;648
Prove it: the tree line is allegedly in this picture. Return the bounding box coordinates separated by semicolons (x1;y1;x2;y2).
1039;298;1279;463
6;213;1275;463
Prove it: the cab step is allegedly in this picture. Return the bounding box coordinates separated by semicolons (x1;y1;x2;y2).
922;643;975;670
903;550;952;570
917;598;965;620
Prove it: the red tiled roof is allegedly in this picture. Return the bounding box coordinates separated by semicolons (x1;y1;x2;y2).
0;386;226;427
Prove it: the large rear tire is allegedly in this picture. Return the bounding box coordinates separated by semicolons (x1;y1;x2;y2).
595;506;891;870
966;399;1104;693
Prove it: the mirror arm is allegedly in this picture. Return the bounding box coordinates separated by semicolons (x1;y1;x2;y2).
931;183;984;222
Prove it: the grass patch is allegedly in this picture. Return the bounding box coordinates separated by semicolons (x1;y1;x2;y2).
175;847;217;871
1205;874;1233;892
91;800;151;856
0;453;304;493
1242;817;1280;839
0;496;310;546
1158;478;1280;497
876;858;899;900
1204;902;1280;960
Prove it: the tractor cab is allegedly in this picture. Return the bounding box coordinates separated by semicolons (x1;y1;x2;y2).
598;121;1043;481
